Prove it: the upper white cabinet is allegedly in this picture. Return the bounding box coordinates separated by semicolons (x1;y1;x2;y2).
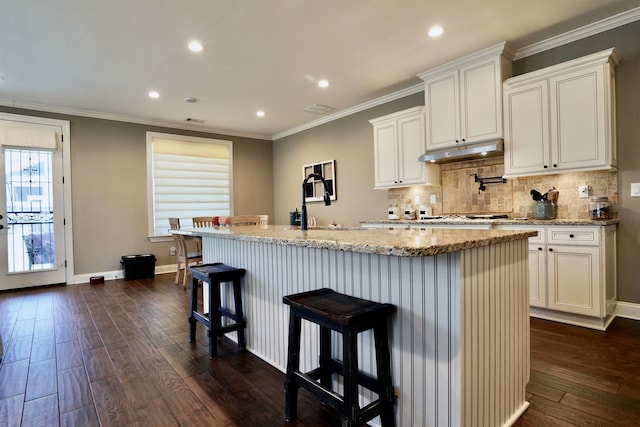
503;48;619;177
418;42;514;151
370;106;439;189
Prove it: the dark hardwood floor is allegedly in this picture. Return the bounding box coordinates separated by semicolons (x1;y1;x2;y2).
1;273;640;426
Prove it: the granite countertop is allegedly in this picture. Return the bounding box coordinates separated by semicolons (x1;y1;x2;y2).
172;225;536;257
361;218;620;226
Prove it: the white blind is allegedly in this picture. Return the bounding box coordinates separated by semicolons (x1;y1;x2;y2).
0;124;58;149
148;134;232;236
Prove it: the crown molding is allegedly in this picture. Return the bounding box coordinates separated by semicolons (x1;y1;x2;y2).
513;6;640;60
271;83;424;140
0;98;270;141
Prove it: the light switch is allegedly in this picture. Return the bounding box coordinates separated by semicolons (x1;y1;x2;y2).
631;183;640;197
430;194;437;204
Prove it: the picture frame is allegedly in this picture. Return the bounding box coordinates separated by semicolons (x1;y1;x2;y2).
302;160;336;203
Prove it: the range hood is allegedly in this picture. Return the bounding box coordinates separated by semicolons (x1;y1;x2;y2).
418;140;504;164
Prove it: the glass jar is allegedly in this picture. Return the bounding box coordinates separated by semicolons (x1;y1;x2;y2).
534;200;556;220
589;196;610;220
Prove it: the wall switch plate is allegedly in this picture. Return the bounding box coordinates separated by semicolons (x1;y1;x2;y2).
430;194;437;204
632;183;640;197
579;185;590;198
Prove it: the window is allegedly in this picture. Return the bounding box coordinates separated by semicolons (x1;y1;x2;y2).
146;132;232;239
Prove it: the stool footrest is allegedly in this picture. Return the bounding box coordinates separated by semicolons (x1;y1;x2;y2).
293;371;343;409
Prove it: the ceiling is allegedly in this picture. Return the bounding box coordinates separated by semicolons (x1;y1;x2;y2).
1;1;639;140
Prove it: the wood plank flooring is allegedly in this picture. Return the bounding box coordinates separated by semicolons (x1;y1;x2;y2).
1;273;640;426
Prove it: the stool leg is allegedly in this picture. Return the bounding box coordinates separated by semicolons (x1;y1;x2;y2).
232;278;246;351
188;276;198;342
284;312;301;422
374;323;396;427
209;280;222;359
319;326;332;389
342;329;359;427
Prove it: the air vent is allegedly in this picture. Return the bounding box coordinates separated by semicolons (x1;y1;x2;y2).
185;118;205;123
304;104;335;115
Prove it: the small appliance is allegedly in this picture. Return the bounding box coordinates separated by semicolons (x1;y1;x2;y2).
403;206;416;220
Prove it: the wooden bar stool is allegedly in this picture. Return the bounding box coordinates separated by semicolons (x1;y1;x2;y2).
283;288;396;427
188;263;246;358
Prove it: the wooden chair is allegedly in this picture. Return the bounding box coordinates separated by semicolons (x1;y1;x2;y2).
223;215;269;226
192;216;215;228
169;218;203;289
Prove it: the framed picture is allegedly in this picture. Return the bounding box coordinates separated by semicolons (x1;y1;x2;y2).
302;160;336;202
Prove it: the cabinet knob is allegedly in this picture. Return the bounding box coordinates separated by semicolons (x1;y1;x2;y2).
543;165;548;169
553;164;558;168
538;247;543;251
569;234;574;238
548;248;554;252
461;138;466;142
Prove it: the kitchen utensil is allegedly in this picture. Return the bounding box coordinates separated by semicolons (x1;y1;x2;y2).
530;189;543;201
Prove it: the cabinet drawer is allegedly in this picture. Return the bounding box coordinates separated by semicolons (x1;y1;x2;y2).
497;225;545;243
546;227;600;246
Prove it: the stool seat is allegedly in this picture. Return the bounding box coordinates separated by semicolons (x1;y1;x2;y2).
283;288;396;427
188;263;246;358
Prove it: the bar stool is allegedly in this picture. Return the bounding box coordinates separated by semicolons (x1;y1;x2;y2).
283;288;396;427
188;263;246;358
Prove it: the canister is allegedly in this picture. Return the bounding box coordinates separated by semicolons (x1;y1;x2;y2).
589;196;610;219
534;200;556;220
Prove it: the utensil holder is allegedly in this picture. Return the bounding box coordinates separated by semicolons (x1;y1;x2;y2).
534;201;556;220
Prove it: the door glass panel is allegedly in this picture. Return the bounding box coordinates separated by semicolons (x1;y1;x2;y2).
4;148;55;272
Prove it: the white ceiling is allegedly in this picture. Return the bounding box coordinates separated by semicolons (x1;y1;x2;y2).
1;0;639;140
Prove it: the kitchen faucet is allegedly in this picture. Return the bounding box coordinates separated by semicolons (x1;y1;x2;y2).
300;173;331;230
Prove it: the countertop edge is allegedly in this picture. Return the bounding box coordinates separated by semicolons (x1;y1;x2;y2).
172;226;536;257
361;218;620;226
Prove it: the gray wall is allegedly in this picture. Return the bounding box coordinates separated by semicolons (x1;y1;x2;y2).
272;21;640;303
273;93;424;227
0;107;274;275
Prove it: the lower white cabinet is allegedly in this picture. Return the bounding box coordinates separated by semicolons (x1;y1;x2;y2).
498;224;617;330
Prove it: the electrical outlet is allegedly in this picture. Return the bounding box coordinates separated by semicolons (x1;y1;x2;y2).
579;185;590;198
430;194;437;204
169;246;176;256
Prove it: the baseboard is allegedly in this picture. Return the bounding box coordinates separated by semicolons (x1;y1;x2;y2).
614;301;640;321
72;264;176;284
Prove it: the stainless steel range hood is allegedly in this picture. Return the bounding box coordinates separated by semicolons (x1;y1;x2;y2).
418;140;503;164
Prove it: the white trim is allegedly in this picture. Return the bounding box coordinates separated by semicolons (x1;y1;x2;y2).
271;83;424;140
0;113;75;285
514;6;640;60
614;301;640;321
73;263;176;284
0;99;268;141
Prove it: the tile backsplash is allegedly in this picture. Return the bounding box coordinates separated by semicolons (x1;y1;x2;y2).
387;157;618;219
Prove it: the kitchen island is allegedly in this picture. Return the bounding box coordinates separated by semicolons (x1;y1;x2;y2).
172;225;536;427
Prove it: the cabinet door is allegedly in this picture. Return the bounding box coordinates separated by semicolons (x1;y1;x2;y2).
373;121;399;188
547;245;601;317
550;66;607;170
460;58;502;144
425;71;459;150
397;113;426;185
503;81;550;176
529;245;547;308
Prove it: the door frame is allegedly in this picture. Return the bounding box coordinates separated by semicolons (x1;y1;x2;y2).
0;112;74;285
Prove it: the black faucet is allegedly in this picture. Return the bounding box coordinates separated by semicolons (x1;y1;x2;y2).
301;173;331;230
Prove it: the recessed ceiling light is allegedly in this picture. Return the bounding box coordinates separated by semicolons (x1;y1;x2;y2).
184;97;197;103
148;90;160;99
428;25;444;38
188;40;204;52
256;110;265;118
318;79;329;88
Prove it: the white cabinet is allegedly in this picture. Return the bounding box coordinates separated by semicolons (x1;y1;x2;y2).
503;48;619;178
418;42;513;151
498;224;617;330
370;106;439;189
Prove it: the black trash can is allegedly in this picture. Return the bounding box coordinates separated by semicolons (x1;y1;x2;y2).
120;254;156;280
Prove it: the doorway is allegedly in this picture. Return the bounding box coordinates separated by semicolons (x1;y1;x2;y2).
0;114;73;290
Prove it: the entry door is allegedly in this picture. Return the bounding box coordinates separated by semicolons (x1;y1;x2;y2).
0;117;68;290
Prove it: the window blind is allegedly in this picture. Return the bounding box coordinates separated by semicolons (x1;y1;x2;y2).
148;134;232;237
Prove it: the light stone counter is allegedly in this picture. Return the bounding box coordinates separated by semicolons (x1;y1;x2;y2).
361;217;620;226
173;225;532;426
172;224;536;257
